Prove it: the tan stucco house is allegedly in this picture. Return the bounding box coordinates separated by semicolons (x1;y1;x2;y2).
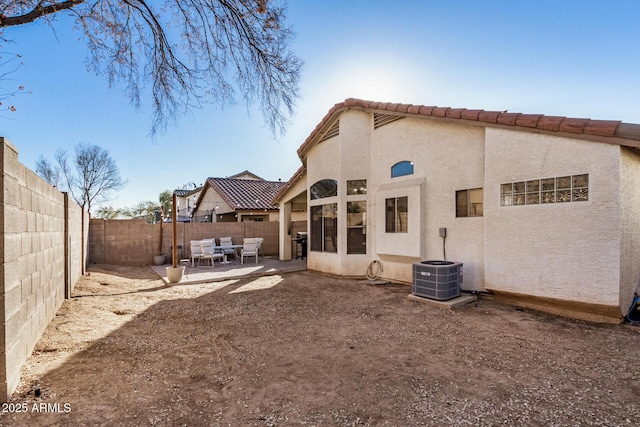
192;171;285;222
174;185;202;222
274;98;640;323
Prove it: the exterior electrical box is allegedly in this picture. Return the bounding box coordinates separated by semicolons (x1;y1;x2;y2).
412;260;463;301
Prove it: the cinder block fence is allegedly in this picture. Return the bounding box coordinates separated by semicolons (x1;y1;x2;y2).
0;139;89;402
0;138;305;401
88;218;281;265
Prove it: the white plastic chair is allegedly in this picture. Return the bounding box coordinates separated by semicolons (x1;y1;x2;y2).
241;238;259;264
200;239;223;267
256;237;264;258
219;236;237;262
190;240;203;267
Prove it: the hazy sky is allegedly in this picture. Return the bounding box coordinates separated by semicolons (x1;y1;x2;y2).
1;0;639;210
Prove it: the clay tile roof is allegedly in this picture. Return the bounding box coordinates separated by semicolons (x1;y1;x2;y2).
295;98;634;161
461;109;483;120
478;111;500;123
344;98;359;107
584;120;620;137
432;107;449;117
537;116;566;132
207;177;286;210
559;118;590;134
419;106;436;115
446;108;466;119
497;112;520;126
516;114;543;128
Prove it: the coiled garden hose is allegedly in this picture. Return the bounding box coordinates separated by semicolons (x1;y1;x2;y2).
366;260;384;280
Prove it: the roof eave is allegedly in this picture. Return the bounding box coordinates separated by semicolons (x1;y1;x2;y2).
297;98;639;160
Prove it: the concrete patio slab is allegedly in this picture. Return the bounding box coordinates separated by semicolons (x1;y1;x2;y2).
151;257;307;285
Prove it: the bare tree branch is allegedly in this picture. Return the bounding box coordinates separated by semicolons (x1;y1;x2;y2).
0;0;302;136
0;1;86;27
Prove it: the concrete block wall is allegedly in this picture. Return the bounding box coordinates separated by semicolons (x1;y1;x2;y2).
89;219;282;265
1;138;88;402
67;202;89;295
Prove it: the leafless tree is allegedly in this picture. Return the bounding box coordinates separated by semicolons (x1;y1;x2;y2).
35;154;60;186
36;142;127;213
0;0;302;136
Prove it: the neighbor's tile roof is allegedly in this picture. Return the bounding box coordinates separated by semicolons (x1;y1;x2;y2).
207;177;286;210
174;186;202;197
297;98;640;159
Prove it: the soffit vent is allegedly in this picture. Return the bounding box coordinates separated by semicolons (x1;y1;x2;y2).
374;113;404;129
319;120;340;143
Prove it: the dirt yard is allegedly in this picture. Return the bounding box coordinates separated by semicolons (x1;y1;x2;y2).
1;265;639;426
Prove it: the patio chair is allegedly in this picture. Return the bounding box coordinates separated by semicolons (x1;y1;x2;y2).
219;236;237;262
255;237;264;258
241;238;259;264
200;239;223;267
190;240;203;267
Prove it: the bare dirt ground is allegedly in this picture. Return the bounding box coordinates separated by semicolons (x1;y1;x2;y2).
2;264;640;426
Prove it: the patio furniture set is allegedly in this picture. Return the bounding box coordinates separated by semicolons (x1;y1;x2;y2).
189;237;264;267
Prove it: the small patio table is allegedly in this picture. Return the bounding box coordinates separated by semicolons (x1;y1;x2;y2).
213;244;243;264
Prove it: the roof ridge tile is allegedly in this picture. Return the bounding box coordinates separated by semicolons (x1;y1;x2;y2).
516;114;543;128
537;116;565;131
295;98;633;161
461;109;483;120
477;111;500;123
559;117;590;134
446;108;466;119
497;112;520;126
432;107;449;117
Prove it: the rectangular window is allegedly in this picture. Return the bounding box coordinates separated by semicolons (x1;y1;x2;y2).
310;204;337;252
385;196;408;233
456;188;483;217
347;201;367;254
501;174;588;206
347;179;367;195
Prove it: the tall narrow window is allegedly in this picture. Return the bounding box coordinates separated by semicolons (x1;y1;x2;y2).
311;204;337;252
347;201;367;254
456;188;483;217
391;161;414;178
385;196;408;233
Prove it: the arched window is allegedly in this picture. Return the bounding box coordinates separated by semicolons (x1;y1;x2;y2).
391;161;414;178
310;179;338;200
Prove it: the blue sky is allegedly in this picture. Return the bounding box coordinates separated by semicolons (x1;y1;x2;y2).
1;0;639;210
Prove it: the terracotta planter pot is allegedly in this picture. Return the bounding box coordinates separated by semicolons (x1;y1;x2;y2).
166;266;185;283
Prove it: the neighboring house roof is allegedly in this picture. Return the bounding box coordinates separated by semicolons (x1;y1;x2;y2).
297;98;640;160
228;170;264;180
174;186;202;197
198;177;286;211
